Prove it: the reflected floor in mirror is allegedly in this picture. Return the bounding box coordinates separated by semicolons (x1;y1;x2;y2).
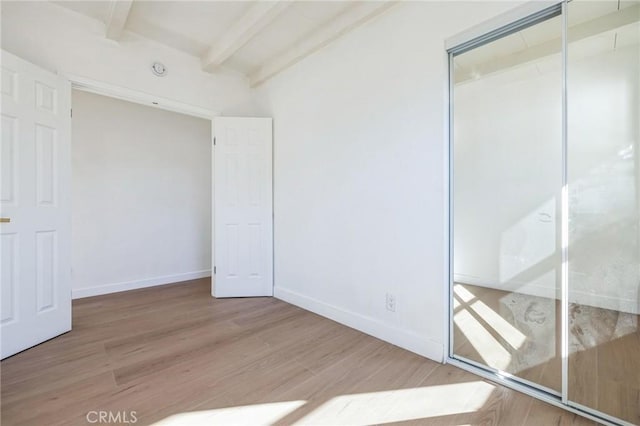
453;283;640;424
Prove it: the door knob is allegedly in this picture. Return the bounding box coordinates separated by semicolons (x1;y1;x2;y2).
0;218;10;223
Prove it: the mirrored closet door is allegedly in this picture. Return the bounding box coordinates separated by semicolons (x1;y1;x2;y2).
449;1;639;424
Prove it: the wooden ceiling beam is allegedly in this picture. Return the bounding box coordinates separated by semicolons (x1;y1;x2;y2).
105;0;133;41
249;1;399;87
201;1;292;73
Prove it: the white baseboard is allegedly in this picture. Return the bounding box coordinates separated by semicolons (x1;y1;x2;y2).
72;270;212;299
274;286;444;363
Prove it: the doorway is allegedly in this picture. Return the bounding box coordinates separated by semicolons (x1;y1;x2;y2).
68;87;275;301
70;90;213;299
0;51;274;359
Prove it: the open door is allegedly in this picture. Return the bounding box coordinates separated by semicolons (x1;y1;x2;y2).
213;117;273;298
1;51;72;359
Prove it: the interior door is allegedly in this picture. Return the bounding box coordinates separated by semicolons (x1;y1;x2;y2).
1;51;71;359
213;117;273;298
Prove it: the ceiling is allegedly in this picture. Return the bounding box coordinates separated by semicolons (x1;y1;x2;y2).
51;0;397;86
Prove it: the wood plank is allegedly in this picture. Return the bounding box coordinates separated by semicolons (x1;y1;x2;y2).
201;1;292;72
104;0;133;41
249;1;399;87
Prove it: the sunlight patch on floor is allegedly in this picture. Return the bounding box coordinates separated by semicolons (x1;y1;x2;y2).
294;381;495;425
454;285;527;360
151;400;306;426
471;299;526;349
455;285;526;350
454;302;512;369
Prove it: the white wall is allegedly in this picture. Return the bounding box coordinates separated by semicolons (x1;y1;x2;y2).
0;1;258;115
71;90;211;298
257;1;524;361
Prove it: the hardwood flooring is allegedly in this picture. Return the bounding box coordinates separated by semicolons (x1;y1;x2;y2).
1;279;597;425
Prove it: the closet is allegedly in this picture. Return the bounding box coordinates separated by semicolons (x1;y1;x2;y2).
449;1;639;424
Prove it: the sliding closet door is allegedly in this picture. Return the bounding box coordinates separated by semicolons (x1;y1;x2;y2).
566;1;640;423
451;10;564;392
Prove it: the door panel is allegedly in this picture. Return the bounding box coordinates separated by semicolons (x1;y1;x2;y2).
451;11;563;393
213;117;273;298
566;1;640;423
1;50;71;359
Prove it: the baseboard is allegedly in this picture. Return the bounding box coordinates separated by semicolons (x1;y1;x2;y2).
72;270;212;299
274;286;444;363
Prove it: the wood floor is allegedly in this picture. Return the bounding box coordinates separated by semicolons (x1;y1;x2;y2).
1;279;598;425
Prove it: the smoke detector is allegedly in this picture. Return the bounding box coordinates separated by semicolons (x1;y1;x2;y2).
151;62;167;77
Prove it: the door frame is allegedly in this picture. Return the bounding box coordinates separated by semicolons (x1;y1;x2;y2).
67;74;218;120
65;74;274;299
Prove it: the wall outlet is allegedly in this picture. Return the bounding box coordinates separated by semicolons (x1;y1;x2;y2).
386;293;396;312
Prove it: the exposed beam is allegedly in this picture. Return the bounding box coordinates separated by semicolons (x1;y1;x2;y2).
202;1;292;73
105;0;133;41
249;1;399;87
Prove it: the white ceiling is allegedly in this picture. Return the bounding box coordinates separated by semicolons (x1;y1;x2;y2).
51;0;395;86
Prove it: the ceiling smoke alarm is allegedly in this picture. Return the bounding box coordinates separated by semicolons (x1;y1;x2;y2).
151;62;167;77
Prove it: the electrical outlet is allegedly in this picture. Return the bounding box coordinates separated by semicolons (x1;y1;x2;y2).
386;293;396;312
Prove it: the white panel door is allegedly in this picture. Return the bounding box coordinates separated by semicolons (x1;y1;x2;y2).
1;51;71;359
213;117;273;297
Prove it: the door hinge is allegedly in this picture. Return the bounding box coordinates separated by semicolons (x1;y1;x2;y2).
214;266;216;274
213;137;216;146
70;108;73;118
